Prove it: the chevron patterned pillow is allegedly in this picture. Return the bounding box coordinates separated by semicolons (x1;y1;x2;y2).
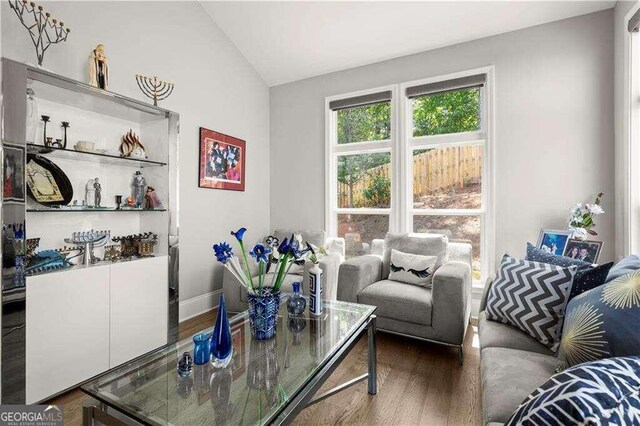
486;255;577;351
506;357;640;426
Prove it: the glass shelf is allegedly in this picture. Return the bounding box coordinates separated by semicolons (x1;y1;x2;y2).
26;255;160;278
26;143;167;167
27;207;167;213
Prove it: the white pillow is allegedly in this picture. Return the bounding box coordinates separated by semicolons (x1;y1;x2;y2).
388;249;438;287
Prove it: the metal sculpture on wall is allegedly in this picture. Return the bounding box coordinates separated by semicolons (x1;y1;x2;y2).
135;74;174;106
8;0;71;66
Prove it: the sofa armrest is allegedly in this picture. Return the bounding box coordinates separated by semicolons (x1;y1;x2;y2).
337;255;383;303
479;275;496;313
326;237;345;260
447;242;472;266
431;260;472;345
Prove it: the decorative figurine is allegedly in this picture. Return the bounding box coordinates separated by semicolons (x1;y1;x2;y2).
125;196;136;207
8;0;70;67
26;88;39;143
132;171;146;208
88;44;108;90
144;186;163;209
85;179;95;207
119;130;147;159
112;232;157;258
103;244;121;262
115;195;122;210
60;121;70;149
53;138;63;148
41;115;50;146
135;74;175;107
93;178;102;207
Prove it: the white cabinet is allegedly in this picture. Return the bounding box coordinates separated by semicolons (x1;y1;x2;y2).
26;265;110;404
110;256;168;366
25;256;168;403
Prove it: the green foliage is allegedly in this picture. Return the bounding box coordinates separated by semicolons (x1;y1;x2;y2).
412;88;480;137
337;102;391;144
363;174;391;207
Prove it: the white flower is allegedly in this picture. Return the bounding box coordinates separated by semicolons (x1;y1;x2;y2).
572;215;583;224
570;227;588;241
586;203;604;215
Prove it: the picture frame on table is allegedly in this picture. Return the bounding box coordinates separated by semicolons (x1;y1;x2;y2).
536;229;572;256
563;239;603;264
198;127;246;191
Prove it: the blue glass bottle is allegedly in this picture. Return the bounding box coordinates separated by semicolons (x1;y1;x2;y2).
287;282;306;316
210;294;233;368
193;333;211;365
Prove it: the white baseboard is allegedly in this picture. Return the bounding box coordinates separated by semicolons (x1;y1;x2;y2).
179;289;222;322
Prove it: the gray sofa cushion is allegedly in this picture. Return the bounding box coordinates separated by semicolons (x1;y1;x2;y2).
273;229;326;248
481;347;557;424
357;280;432;326
606;254;640;283
478;311;554;356
382;233;449;280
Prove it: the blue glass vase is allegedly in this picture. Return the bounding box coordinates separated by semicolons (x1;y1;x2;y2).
247;289;281;340
287;282;306;316
210;294;233;368
192;333;211;365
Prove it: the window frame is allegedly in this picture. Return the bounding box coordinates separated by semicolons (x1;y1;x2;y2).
325;67;495;285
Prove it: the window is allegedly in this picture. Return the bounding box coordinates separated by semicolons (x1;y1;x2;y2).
327;70;493;283
327;89;395;257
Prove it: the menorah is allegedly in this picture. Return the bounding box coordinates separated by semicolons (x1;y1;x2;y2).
8;0;70;66
64;230;110;265
135;74;175;107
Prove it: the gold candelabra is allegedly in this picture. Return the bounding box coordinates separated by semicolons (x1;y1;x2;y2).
135;74;175;107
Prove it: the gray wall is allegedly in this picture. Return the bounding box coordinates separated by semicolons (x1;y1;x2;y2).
270;10;615;265
2;2;270;318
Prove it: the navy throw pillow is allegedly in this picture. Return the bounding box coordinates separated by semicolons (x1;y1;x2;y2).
606;254;640;283
557;271;640;371
525;243;612;301
507;356;640;425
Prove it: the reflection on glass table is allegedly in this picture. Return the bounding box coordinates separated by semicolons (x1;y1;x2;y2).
82;300;377;425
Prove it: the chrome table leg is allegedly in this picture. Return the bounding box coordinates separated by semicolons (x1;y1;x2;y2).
368;314;377;395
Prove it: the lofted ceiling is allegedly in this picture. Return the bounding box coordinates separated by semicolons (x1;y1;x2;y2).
201;1;615;87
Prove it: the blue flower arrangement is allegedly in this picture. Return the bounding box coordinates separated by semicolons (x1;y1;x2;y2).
213;228;313;295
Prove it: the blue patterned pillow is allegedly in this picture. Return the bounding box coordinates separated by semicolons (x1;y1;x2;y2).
507;357;640;426
557;271;640;371
606;254;640;283
525;243;612;301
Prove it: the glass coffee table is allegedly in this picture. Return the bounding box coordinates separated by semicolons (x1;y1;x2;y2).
82;300;377;425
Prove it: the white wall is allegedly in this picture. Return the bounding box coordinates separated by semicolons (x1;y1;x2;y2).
270;10;615;265
2;1;270;318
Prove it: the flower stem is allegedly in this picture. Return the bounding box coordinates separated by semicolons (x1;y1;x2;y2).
238;241;255;290
258;262;264;294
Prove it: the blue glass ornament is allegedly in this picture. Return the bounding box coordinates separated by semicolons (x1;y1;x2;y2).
193;332;211;365
177;351;193;377
287;282;306;316
210;294;233;368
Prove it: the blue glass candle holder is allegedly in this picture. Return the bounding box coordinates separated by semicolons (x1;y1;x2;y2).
193;333;211;365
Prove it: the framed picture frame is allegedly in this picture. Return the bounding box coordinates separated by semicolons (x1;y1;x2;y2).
198;127;246;191
536;229;572;256
563;239;603;264
3;144;25;203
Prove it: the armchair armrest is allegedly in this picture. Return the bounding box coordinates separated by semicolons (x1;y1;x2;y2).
431;260;472;345
337;255;383;303
370;239;385;257
325;237;345;260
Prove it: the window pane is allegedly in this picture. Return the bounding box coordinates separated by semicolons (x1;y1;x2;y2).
337;152;391;208
413;215;481;280
338;214;389;258
412;145;482;210
412;88;480;137
337;101;391;144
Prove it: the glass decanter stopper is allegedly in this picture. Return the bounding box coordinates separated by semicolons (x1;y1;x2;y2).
287;281;306;316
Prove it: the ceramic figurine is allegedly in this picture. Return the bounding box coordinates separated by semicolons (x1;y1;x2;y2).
26;88;39;143
144;186;163;209
89;44;109;90
93;178;102;207
85;179;95;207
132;171;146;208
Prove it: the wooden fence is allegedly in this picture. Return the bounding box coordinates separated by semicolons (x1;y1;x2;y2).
338;145;482;208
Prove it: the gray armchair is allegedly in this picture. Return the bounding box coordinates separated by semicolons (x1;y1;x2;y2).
337;233;472;364
223;229;344;313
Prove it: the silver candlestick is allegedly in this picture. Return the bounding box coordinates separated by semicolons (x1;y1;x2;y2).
64;230;110;265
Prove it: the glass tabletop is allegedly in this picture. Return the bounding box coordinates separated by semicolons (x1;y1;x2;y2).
82;300;375;425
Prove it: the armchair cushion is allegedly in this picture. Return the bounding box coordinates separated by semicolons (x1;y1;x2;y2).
382;233;449;280
358;280;433;326
337;255;383;303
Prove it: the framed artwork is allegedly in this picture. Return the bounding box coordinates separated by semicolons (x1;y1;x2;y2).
199;127;245;191
563;239;603;264
536;229;572;256
3;144;25;203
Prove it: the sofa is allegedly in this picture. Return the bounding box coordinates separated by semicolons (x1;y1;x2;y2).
222;229;344;313
478;278;562;425
337;233;472;364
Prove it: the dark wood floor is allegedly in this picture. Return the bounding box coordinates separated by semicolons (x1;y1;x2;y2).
48;312;482;425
